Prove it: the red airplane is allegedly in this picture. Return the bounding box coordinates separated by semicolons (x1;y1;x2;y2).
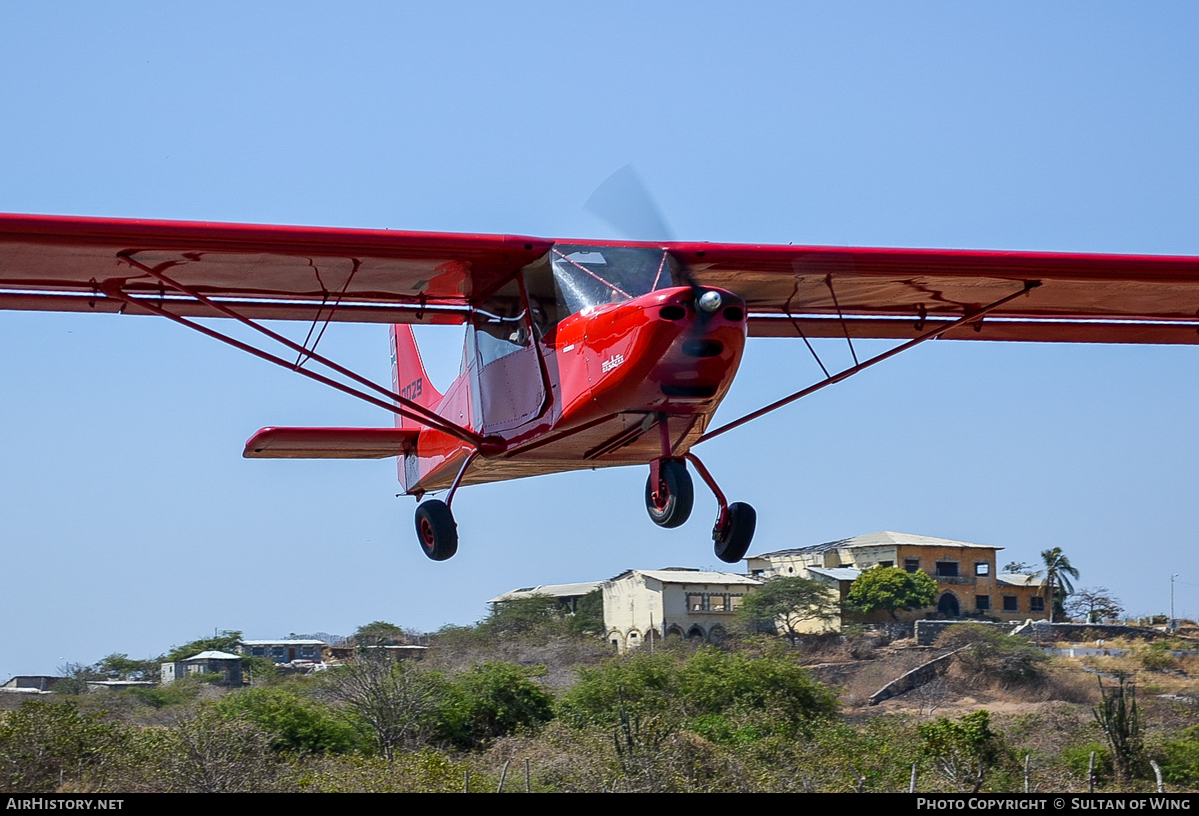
2;213;1199;563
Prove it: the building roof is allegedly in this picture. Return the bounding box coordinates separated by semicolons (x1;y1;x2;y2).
997;573;1044;588
606;569;762;587
241;639;326;646
806;566;862;582
750;530;1002;559
183;650;242;661
86;680;156;688
487;581;602;604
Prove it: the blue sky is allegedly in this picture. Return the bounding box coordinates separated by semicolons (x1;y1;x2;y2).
2;3;1198;676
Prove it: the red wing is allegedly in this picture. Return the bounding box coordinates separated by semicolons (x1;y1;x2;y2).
665;242;1199;344
243;427;418;459
0;213;550;324
5;213;1199;343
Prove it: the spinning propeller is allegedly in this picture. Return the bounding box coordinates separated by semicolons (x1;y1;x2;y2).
584;165;728;340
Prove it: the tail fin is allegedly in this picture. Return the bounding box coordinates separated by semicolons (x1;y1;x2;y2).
390;325;445;430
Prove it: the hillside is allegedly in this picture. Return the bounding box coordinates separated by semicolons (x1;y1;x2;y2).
4;624;1199;792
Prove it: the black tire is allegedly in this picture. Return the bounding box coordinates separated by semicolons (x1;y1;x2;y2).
415;499;458;561
713;502;756;563
645;459;694;528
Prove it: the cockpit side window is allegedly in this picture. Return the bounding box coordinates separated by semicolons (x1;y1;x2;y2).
521;254;564;341
472;278;531;366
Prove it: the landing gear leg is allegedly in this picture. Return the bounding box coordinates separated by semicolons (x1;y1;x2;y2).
645;414;694;529
645;458;694;528
413;450;476;562
684;452;757;563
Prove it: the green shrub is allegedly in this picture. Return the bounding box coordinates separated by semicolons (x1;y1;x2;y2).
1136;642;1176;672
937;624;1047;686
770;717;923;792
436;662;555;749
214;687;362;754
0;700;130;792
846;566;937;620
126;674;206;709
1061;742;1112;782
295;751;479;793
558;646;836;739
918;709;1012;793
1157;725;1199;787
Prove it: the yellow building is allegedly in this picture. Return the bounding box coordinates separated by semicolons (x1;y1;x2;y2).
746;531;1045;629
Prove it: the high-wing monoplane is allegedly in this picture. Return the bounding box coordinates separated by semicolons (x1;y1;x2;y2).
3;213;1198;563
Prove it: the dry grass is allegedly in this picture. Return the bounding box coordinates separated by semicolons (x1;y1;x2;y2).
422;634;612;690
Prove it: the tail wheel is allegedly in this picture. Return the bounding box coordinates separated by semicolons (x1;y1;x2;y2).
415;500;458;561
713;502;756;563
645;459;694;528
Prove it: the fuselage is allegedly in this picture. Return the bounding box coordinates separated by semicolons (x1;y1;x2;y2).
397;247;748;494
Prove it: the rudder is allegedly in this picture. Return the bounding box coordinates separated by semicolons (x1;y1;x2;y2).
390;324;444;430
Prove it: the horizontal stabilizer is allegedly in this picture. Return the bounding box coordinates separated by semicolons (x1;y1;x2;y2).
243;427;417;459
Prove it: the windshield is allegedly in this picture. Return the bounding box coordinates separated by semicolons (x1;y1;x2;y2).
550;245;680;315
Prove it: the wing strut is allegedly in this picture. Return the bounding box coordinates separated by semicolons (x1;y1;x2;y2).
698;281;1042;445
781;279;831;379
105;257;486;448
785;311;831;379
294;258;360;368
825;274;859;367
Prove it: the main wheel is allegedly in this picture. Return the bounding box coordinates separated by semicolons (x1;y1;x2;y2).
713;502;756;563
645;459;694;528
415;500;458;561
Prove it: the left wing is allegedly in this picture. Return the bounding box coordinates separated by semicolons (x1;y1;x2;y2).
0;213;550;324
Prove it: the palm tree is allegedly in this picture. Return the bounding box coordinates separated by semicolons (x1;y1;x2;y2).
1041;547;1080;622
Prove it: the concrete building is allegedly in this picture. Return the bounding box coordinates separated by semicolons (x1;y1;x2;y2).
747;530;1045;630
240;639;327;664
160;650;243;686
0;676;58;694
327;644;429;662
487;581;602;613
602;568;762;650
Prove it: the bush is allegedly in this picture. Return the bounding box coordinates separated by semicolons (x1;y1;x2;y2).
323;652;445;759
558;646;837;739
296;751;477;793
777;717;924;792
937;624;1047;687
214;687;362;754
569;590;605;637
164;630;243;663
126;674;206;709
142;708;283;792
0;700;130;792
478;595;571;639
1158;725;1199;787
1061;741;1112;783
436;662;555;749
918;709;1012;792
846;567;937;620
1136;642;1176;672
